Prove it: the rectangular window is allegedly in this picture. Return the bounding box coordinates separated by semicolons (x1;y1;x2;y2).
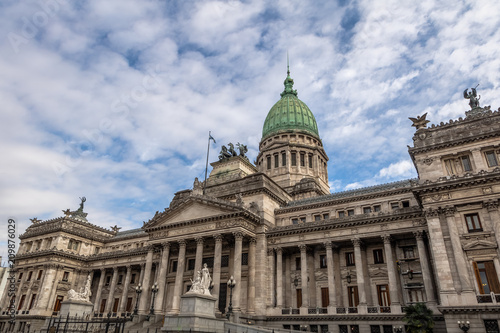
54;295;64;312
291;153;297;166
338;211;345;218
320;325;329;333
242;253;248;266
117;275;123;285
187;258;195;271
374;205;381;212
203;257;214;268
347;209;355;216
126;297;133;312
314;215;321;221
300;217;306;223
403;246;415;259
274;154;279;168
391;202;399;210
28;294;36;310
473;261;500;294
221;255;229;267
94;247;100;254
292;218;299;224
348;286;359;307
308;155;313;168
62;271;69;282
383;326;393;333
444;158;456;175
171;260;178;273
295;257;301;270
267;156;271;170
100;299;106;313
296;289;302;308
465;213;483;232
37;270;43;280
105;276;111;286
17;295;26;310
27;271;32;281
363;207;372;214
131;274;136;284
484;320;500;333
300;154;305;167
18;272;23;281
346;252;355;266
113;298;119;312
320;254;327;268
282;153;286;166
402;200;410;208
323;213;329;220
377;284;390;306
485;151;499;167
373;249;384;264
370;326;381;333
461;155;472;172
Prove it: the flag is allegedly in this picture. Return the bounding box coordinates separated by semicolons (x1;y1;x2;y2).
209;132;216;144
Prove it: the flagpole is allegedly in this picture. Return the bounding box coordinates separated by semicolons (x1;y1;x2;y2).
203;131;212;195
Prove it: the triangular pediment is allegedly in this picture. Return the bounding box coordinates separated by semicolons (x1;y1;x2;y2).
144;196;244;229
463;240;497;251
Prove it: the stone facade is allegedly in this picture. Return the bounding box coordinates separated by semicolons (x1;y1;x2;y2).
2;76;500;333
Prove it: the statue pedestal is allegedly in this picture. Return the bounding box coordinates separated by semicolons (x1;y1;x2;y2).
59;300;94;317
163;294;224;333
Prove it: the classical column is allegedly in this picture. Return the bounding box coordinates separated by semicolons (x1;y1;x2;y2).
212;234;223;310
381;235;400;310
332;246;343;307
105;267;119;313
268;248;275;307
232;232;243;312
36;264;57;311
155;243;170;313
445;207;473;292
254;231;267;315
139;247;154;314
414;231;436;305
324;242;337;308
247;238;256;314
299;244;309;308
118;265;132;313
352;238;366;306
138;263;145;288
170;240;186;314
194;237;204;273
94;268;106;313
276;247;283;308
46;265;63;311
485;200;500;259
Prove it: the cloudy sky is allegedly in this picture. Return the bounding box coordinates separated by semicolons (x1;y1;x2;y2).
1;0;500;262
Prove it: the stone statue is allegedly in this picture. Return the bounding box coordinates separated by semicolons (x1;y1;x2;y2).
67;275;92;302
30;217;41;224
408;113;430;130
187;264;212;296
464;86;480;109
200;263;212;295
218;145;232;161
228;143;237;157
110;225;121;233
236;142;248;160
69;197;88;221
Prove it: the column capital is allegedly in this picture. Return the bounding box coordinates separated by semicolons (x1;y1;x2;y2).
485;200;499;211
424;208;440;218
443;206;456;217
125;264;132;270
140;263;146;269
249;237;257;245
351;237;363;247
298;244;307;252
178;239;187;247
275;247;283;255
233;232;244;241
267;248;274;256
413;230;425;240
162;242;170;249
381;234;392;244
195;237;204;245
112;266;119;273
213;233;223;242
324;241;333;250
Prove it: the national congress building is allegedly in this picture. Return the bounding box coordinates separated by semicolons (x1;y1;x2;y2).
2;70;500;333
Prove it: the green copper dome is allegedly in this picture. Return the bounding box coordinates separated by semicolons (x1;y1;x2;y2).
262;70;320;140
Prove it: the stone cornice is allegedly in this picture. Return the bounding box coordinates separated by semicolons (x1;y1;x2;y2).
14;246;151;262
411;167;500;194
277;180;414;214
268;207;423;238
264;314;444;322
438;305;500;314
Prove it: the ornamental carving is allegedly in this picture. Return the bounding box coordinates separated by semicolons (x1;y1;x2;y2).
351;238;362;247
483;187;493;194
216;220;255;231
422;157;434;166
381;234;392;244
424;208;439;218
443;207;457;217
485;200;499;211
413;230;425;240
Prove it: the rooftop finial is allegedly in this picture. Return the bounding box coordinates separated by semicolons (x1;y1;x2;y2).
287;51;290;76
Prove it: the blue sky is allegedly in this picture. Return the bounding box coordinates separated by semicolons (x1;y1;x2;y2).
1;0;500;262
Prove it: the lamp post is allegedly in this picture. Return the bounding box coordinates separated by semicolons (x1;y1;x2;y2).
133;284;142;316
148;282;159;319
226;276;236;320
458;321;470;332
393;326;403;333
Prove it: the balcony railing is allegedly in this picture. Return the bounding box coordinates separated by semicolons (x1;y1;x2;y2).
278;305;394;315
476;293;500;304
